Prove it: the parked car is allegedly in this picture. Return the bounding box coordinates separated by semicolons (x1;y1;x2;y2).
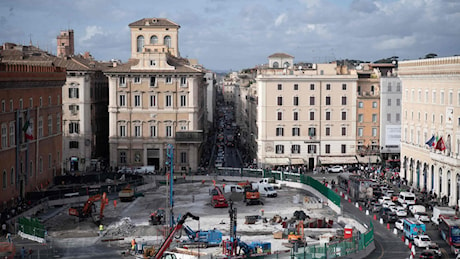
396;207;408;217
379;196;392;204
414;212;430;222
409;205;427;215
426;243;442;258
419;250;438;259
328;166;344;173
395;219;404;230
414;235;432;248
371;202;383;213
380;208;398;223
383;201;396;209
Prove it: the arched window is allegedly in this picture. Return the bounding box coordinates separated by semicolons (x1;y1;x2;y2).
137;35;144;52
272;62;279;68
150;35;158;44
283;62;290;68
2;170;6;189
164;36;171;48
439;168;443;194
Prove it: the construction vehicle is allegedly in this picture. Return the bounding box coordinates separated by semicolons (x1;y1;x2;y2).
210;186;228;208
243;185;263;206
154;212;200;259
183;225;223;247
149;208;166;225
68;192;108;224
118;185;135;202
287;220;305;244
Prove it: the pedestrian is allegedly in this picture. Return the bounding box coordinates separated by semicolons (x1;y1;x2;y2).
1;222;6;235
28;249;33;258
99;224;104;236
6;232;11;243
20;247;25;259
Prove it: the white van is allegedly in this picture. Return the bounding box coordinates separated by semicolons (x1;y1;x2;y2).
257;183;277;197
133;166;155;174
223;185;244;193
398;192;416;206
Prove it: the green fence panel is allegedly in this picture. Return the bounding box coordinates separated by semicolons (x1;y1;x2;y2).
18;217;46;238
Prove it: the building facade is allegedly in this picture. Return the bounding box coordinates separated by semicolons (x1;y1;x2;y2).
380;75;402;162
256;53;358;170
399;56;460;206
106;18;206;173
0;44;66;207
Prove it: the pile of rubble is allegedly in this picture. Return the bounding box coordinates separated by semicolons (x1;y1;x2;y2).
105;217;136;237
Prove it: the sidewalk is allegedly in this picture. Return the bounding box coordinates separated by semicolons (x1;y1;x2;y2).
1;234;58;259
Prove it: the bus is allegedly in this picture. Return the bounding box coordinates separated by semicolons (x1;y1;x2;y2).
438;215;460;255
403;218;426;240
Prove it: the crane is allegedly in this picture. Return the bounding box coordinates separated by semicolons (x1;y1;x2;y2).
154;212;199;259
68;192;108;225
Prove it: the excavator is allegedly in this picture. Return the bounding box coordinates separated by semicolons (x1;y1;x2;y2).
68;192;108;225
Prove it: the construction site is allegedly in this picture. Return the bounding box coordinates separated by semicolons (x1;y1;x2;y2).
6;172;369;259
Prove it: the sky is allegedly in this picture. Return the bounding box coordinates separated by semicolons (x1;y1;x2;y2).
1;0;459;71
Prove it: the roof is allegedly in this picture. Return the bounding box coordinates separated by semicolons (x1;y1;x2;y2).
129;18;180;28
268;53;294;59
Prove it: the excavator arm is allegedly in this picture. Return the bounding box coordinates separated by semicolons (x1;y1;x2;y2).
154;212;199;259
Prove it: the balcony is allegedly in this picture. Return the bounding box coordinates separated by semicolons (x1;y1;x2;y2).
430;151;460;167
175;131;203;143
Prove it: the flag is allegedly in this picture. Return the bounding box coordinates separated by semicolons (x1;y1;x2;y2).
22;120;33;140
435;137;446;151
425;136;435;147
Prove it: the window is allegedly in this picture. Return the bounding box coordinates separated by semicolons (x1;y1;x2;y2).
166;76;172;84
292;127;300;136
325;144;331;154
326;84;331;90
341;144;346;153
372;128;377;137
326;111;331;120
275;145;284;154
69;141;79;149
325;127;330;136
48;96;51;106
38;158;42;174
119;94;126;107
166;125;172;137
294;84;298;90
119;76;126;86
277;84;282;90
180;77;187;87
180;95;187;107
358;102;363;108
396;98;400;106
293;112;298;121
310;84;315;90
47;115;52;135
358;128;363;136
164;36;171;48
19;99;23;109
310;111;315;120
310;96;315;105
308;145;317;154
180;152;187;163
9;123;15;146
388;99;392;106
69;104;79;114
276;127;284;136
387;113;391;122
372;102;377;108
341;111;347;120
137;35;144;52
1;124;6;148
120;151;127;164
341;127;346;136
150;77;156;87
150;60;156;66
2;170;5;189
325;96;331;105
277;112;282;120
149;95;157;107
293;96;299;106
68;121;79;134
291;145;300;154
119;125;126;137
341;96;347;105
134;76;141;83
308;127;316;138
441;91;445;105
358;114;363;122
342;84;347;90
134;125;141;137
432;91;436;104
11;99;14;110
69;87;79;98
372;114;377;122
1;100;4;112
388;83;392;92
150;35;158;44
134;95;141;107
150;125;157;137
277;96;283;106
396;113;400;122
396;83;401;92
10;168;14;184
166;95;172;107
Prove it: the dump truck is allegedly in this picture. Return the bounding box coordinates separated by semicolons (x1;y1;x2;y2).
118;185;135;202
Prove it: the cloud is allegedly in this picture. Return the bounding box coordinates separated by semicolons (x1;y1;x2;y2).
274;13;287;26
374;35;416;50
80;25;104;42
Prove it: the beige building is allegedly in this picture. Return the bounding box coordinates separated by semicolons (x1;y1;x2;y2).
399;56;460;206
105;18;206;173
256;53;358;169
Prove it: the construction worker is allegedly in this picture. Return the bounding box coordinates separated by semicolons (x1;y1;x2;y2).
99;224;104;236
131;238;136;253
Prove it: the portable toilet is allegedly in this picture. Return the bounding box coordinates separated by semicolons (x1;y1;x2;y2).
344;225;353;239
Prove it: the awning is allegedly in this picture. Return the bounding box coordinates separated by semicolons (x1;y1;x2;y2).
357;155;381;164
318;156;358;165
290;158;305;165
263;157;290;165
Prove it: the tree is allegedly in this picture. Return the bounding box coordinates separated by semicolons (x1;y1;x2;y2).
424;53;438;59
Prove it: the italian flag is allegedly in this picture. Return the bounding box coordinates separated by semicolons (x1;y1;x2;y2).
23;120;34;140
